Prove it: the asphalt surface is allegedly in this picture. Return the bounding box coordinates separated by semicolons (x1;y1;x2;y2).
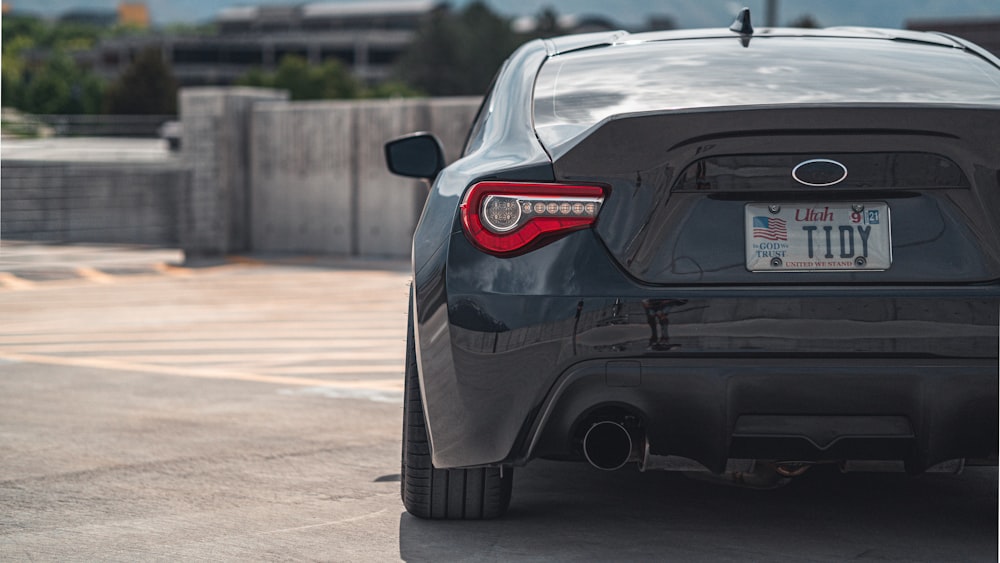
1;242;997;561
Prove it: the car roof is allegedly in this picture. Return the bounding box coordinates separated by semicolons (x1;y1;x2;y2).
544;26;967;56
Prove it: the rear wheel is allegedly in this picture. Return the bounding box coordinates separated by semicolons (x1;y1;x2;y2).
401;293;513;519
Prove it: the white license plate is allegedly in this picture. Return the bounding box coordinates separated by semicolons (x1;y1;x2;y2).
745;202;892;272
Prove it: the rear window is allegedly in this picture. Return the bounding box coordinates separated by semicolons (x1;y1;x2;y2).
533;36;1000;150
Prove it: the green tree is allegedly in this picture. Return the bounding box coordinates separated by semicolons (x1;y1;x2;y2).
394;2;522;96
160;22;217;36
364;80;423;99
41;21;103;50
237;56;364;100
2;35;34;108
104;47;178;114
21;54;70;114
2;15;45;48
393;8;464;95
2;14;107;114
789;14;821;28
533;7;562;37
236;67;274;89
19;51;104;114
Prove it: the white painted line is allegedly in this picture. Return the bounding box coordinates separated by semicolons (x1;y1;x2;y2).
80;353;404;364
0;329;402;344
0;351;404;392
258;509;388;534
3;339;396;352
279;387;403;404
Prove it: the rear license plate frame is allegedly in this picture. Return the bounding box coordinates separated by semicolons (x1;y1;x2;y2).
745;202;892;272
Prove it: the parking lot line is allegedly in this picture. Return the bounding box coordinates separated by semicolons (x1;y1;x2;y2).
0;272;36;290
0;351;404;392
74;266;116;284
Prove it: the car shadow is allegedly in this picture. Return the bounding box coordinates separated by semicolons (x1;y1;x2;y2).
398;460;997;561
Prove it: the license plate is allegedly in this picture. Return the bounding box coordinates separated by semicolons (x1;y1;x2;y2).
745;202;891;271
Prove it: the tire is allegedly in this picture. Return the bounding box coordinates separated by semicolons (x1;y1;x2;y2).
401;291;513;519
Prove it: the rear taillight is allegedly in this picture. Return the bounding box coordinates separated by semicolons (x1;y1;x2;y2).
460;181;606;255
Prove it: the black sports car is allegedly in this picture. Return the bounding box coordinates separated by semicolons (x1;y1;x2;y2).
385;12;1000;519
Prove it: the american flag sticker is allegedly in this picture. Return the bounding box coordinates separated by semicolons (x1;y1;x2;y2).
752;216;788;241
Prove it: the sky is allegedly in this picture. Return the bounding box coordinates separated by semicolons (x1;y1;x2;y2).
7;0;1000;28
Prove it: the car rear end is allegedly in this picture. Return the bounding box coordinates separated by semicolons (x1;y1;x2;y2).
427;30;999;476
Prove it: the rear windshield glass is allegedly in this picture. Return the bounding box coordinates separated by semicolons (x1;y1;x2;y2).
533;36;1000;149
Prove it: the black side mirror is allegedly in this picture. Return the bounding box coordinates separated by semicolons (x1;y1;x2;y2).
384;133;446;180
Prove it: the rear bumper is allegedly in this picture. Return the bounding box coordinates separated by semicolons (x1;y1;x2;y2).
525;358;998;473
415;231;999;470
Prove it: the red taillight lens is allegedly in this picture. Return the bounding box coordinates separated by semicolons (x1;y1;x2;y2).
460;181;606;255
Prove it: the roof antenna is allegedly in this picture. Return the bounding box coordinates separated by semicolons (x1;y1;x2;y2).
729;7;754;47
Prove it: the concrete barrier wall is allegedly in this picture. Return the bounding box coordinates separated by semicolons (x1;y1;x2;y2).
250;102;355;255
1;161;188;245
2;91;481;259
180;87;290;258
248;97;480;258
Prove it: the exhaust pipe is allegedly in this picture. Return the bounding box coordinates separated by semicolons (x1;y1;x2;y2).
774;461;811;478
583;420;641;471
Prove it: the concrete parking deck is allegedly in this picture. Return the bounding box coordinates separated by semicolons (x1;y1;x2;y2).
0;241;410;397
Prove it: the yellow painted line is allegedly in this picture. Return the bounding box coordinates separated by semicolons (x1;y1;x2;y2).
4;339;395;352
152;260;268;276
152;262;195;277
0;330;402;344
47;352;404;364
0;271;164;292
0;272;35;290
226;255;266;266
254;365;402;375
0;351;404;392
75;266;116;284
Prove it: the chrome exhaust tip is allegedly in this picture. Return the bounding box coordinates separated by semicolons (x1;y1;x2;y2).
583;420;639;471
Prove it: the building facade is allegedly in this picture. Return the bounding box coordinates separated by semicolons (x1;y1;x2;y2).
83;0;440;87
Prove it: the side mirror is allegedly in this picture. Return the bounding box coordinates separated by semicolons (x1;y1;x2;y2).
384;133;446;180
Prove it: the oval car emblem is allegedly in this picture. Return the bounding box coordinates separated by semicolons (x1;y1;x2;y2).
792;159;848;187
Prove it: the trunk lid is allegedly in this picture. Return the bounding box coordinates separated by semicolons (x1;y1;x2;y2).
552;105;1000;285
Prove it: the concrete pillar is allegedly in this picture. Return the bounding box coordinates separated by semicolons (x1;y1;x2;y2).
353;98;428;257
178;87;289;261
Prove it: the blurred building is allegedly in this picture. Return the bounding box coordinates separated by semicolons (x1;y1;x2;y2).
510;11;676;36
906;18;1000;57
82;0;441;87
511;13;620;35
58;7;119;26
